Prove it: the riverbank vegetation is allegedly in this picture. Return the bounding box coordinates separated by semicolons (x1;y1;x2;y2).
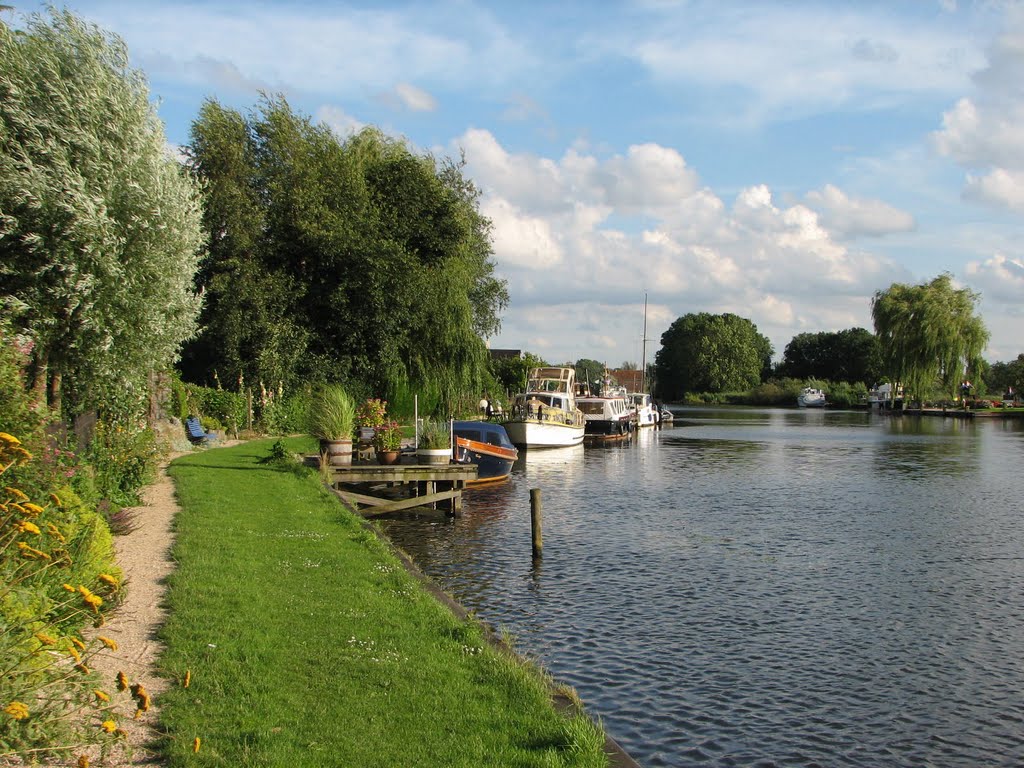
160;438;608;767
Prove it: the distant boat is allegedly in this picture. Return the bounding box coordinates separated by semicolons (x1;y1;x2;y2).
659;408;674;424
504;367;586;448
797;387;826;408
629;391;659;427
453;421;518;484
577;384;634;441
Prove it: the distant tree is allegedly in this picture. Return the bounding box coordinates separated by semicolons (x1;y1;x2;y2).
490;352;546;398
619;361;638;370
780;328;881;384
987;355;1024;395
654;313;773;398
872;273;988;403
574;358;605;391
0;9;203;417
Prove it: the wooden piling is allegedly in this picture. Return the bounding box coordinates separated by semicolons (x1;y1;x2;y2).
530;488;543;559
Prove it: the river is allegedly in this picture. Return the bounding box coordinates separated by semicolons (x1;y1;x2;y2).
380;407;1024;767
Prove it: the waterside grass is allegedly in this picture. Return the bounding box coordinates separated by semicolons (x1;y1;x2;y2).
158;437;608;767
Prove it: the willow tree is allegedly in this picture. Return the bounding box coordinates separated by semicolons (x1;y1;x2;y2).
871;273;988;404
0;9;203;417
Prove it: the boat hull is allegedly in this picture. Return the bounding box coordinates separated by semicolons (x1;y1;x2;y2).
504;419;585;448
583;419;633;441
451;421;518;483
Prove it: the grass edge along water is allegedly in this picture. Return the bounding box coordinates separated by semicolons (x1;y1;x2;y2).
157;437;609;767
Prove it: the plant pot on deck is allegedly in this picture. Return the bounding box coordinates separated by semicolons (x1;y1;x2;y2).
376;449;401;465
416;448;451;466
320;438;353;466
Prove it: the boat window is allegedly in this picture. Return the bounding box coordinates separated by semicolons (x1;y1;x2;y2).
456;430;482;442
579;402;605;414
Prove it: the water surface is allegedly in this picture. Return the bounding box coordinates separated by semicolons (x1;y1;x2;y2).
382;408;1024;767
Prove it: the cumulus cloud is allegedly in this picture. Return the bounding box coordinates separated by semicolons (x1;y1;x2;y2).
455;128;906;359
933;12;1024;211
392;83;438;112
316;105;365;138
805;184;916;238
965;253;1024;302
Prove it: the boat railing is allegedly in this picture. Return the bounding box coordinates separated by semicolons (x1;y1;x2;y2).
510;403;585;427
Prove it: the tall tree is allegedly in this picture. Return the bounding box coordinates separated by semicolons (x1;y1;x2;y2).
655;313;773;399
781;328;881;384
182;97;508;408
0;9;203;416
871;273;989;403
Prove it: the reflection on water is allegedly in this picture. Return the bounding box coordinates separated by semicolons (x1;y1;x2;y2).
381;408;1024;767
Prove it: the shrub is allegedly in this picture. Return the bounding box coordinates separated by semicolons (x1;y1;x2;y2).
308;384;356;441
418;419;451;449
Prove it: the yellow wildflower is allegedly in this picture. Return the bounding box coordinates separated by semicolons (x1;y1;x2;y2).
34;632;57;646
77;755;90;768
0;432;20;446
4;701;29;720
49;492;62;507
71;637;86;651
94;689;110;703
100;719;117;733
79;587;103;613
5;486;28;501
46;523;65;542
76;663;90;674
62;583;76;592
98;573;119;589
183;669;191;688
17;541;49;560
130;683;151;712
116;671;129;691
17;520;40;535
98;636;118;652
193;737;201;753
68;646;82;663
21;501;44;516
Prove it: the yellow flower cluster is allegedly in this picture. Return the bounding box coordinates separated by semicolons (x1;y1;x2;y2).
4;701;30;720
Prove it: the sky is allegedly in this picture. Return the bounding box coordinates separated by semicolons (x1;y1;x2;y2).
11;0;1024;368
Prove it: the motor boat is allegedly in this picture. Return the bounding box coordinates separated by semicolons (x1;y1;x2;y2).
453;421;518;484
797;387;826;408
504;367;586;448
577;384;634;441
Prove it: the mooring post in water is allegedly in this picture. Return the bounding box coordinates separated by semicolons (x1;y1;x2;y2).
530;488;543;559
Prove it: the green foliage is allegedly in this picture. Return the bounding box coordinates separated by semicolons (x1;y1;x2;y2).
655;313;773;399
0;9;203;419
780;328;881;384
986;354;1024;396
418;418;452;449
490;352;547;401
180;97;507;409
308;384;356;440
85;418;158;507
872;273;989;403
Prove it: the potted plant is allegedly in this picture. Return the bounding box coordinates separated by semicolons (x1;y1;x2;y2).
356;397;387;443
309;384;356;466
373;420;403;464
417;418;452;465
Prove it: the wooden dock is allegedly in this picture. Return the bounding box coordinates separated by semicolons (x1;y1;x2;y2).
323;460;477;518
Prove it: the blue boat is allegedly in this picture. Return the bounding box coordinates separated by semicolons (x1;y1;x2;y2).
453;420;518;484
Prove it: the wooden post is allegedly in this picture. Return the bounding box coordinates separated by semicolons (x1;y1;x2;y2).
530;488;543;559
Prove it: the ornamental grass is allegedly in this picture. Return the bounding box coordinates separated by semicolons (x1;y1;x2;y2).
159;437;608;767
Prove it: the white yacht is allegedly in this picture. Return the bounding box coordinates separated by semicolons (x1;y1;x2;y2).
797;387;826;408
577;384;634;441
629;391;659;427
505;367;586;448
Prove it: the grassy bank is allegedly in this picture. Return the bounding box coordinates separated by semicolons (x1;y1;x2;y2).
157;438;607;767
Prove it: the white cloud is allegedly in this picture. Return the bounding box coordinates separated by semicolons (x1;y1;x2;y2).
392;83;437;112
805;184;916;239
933;10;1024;211
965;253;1024;302
316;105;365;138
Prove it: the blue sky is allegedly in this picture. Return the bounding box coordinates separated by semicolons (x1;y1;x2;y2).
12;1;1024;368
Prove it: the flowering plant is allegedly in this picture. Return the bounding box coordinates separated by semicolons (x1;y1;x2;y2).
357;398;387;429
373;420;403;451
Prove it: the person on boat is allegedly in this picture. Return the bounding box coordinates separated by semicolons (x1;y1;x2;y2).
485;396;495;420
479;394;489;416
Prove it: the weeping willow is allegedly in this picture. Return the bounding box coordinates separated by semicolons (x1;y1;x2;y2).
872;274;988;404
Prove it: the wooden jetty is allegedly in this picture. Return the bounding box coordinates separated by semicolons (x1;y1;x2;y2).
322;459;477;518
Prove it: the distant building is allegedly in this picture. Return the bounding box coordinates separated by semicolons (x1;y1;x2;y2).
609;368;643;392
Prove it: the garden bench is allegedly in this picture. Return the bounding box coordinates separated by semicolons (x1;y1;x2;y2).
185;416;216;444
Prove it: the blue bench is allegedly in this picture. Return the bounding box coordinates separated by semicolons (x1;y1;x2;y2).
185;416;216;444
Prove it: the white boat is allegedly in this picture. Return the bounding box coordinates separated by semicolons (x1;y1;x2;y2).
867;383;896;409
629;391;659;427
505;367;586;448
797;387;826;408
577;384;634;441
659;408;674;424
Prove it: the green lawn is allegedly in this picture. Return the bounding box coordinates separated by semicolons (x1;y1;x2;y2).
157;437;608;767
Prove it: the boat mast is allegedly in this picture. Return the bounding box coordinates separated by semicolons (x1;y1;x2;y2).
640;292;648;394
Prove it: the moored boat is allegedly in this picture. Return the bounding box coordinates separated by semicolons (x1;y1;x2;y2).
504;367;586;448
453;420;518;484
577;384;634;441
629;391;659;427
797;387;826;408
